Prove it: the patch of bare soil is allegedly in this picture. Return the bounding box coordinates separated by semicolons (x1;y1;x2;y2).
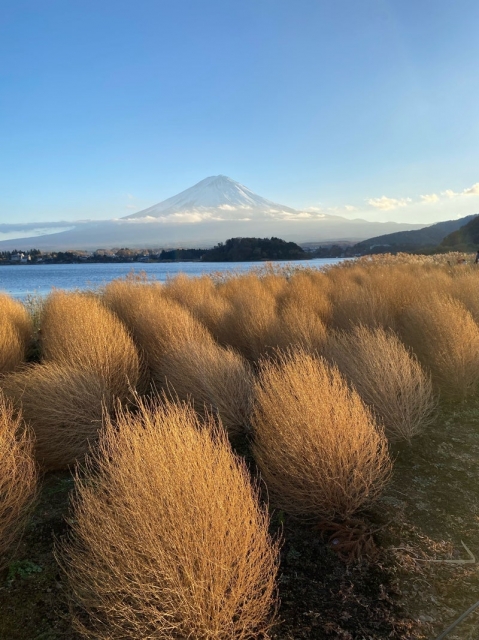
1;404;478;639
0;472;76;640
375;402;479;640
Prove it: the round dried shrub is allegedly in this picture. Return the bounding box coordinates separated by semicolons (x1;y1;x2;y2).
279;271;332;323
325;326;436;442
2;363;115;470
252;349;392;520
102;279;214;388
398;293;479;399
0;393;37;567
276;300;327;353
58;399;279;640
0;294;33;373
160;340;254;437
162;273;232;337
216;275;280;361
40;291;141;399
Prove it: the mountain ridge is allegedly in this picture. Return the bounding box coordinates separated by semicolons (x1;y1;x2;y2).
0;175;427;251
440;214;479;249
353;214;478;252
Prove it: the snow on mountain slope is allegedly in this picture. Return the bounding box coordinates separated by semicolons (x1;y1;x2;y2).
0;176;428;250
123;175;330;223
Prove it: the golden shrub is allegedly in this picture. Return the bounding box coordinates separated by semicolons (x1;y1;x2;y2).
325;326;436;441
0;393;37;567
279;271;332;323
160;340;254;437
327;268;394;331
40;291;141;399
58;399;279;640
450;270;479;323
398;293;479;398
252;349;392;520
0;293;32;344
216;275;280;360
2;364;115;470
162;273;231;335
275;300;327;353
103;279;214;388
0;294;33;373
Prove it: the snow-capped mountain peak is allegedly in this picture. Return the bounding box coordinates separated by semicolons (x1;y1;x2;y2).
124;175;299;221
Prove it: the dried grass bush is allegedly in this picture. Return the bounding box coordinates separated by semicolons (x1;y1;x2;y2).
0;293;32;344
58;399;279;640
258;272;289;298
0;321;26;374
279;271;332;323
162;273;231;335
2;364;115;470
160;340;254;437
398;293;479;398
0;393;37;567
40;291;140;399
275;301;327;353
325;326;435;442
327;269;395;331
450;270;479;323
0;294;33;372
325;263;455;332
252;349;392;520
103;279;215;389
216;275;280;360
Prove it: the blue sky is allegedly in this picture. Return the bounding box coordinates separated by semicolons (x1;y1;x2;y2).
1;0;478;227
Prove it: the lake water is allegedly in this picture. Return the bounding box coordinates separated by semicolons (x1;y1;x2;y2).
0;258;345;299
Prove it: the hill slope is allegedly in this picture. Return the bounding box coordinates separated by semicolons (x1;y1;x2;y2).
440;214;479;249
201;237;306;261
354;214;478;252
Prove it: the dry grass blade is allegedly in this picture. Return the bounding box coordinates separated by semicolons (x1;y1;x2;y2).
0;393;37;568
57;398;280;640
252;349;392;521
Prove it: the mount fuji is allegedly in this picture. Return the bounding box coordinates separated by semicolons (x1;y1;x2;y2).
124;175;300;223
0;176;426;250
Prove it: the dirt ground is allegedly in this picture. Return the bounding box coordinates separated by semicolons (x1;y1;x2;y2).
1;402;478;640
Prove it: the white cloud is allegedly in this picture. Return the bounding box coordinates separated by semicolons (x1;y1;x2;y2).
442;189;459;198
367;196;411;210
344;205;357;212
266;209;328;221
125;204;138;210
441;183;479;199
464;182;479;195
118;212;225;225
218;204;252;211
420;193;440;204
295;212;314;219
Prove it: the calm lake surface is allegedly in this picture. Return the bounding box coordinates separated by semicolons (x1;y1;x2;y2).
0;258;345;299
